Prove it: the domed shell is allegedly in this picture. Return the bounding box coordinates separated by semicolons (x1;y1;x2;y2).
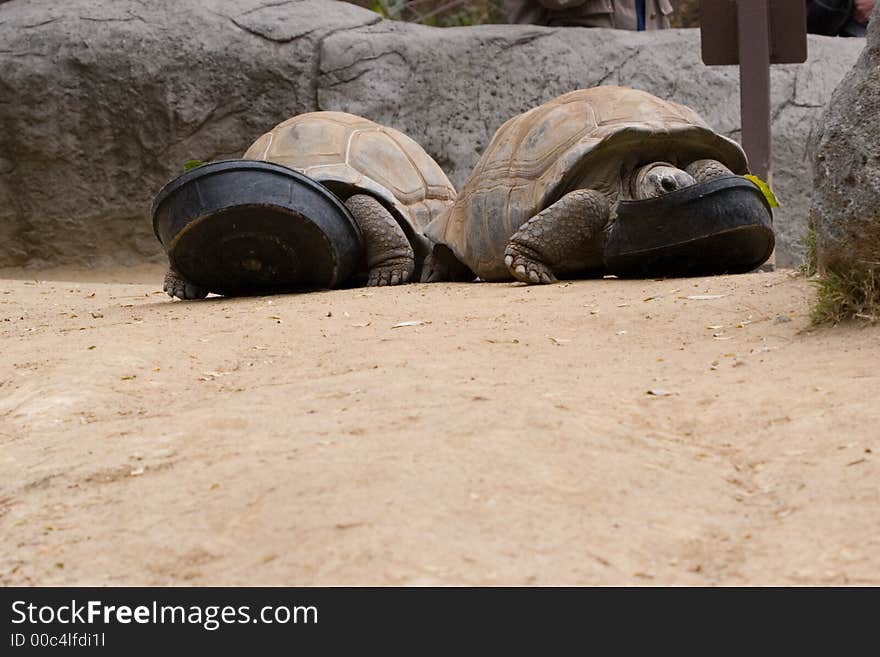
425;86;749;281
243;111;456;235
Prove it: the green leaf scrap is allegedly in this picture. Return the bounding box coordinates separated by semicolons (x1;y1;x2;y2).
744;174;779;208
183;159;205;172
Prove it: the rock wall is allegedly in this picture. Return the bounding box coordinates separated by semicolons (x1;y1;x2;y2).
0;0;865;268
810;4;880;277
0;0;381;268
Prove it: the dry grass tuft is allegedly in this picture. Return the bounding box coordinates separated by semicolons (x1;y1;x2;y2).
811;264;880;324
800;225;818;277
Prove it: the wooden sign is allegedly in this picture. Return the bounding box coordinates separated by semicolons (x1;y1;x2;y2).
701;0;808;66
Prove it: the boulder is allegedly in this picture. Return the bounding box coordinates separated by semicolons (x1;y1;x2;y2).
810;5;880;278
0;0;380;268
0;0;865;268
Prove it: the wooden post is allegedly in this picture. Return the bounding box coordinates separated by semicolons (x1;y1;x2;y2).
736;0;772;182
701;0;807;269
701;0;808;177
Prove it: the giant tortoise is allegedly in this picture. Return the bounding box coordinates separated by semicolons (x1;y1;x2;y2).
423;86;760;284
163;111;456;299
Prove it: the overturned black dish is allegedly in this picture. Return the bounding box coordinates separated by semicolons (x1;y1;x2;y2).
152;160;362;296
605;175;774;278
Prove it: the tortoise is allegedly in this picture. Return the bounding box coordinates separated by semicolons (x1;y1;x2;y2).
164;111;456;299
422;86;752;284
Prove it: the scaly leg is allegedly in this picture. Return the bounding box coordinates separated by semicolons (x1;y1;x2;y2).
346;194;414;287
503;189;610;284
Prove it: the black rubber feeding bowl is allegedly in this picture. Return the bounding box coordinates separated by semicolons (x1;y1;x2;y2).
605;175;774;278
152;160;363;296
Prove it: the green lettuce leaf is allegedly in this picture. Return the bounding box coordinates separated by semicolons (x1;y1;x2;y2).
744;174;779;208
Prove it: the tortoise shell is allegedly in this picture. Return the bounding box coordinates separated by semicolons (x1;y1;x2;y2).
425;86;749;280
243;111;456;237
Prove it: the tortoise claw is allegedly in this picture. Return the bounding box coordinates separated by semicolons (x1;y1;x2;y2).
504;251;557;285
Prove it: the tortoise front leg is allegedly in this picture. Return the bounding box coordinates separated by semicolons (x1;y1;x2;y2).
503;189;610;284
163;267;208;300
345;194;414;287
686;159;733;182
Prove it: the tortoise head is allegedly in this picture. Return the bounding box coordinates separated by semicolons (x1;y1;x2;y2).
631;162;696;200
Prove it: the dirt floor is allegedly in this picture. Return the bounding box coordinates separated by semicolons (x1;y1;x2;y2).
1;265;878;586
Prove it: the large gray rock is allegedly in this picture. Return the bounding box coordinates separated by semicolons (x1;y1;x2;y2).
0;0;864;268
0;0;380;268
810;5;880;277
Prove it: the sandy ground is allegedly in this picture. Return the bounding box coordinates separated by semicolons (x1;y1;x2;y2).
1;265;878;586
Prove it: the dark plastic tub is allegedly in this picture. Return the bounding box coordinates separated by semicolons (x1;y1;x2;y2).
152;160;363;296
605;175;774;278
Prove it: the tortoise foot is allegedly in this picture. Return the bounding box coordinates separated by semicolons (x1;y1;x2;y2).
504;247;557;285
164;268;208;300
366;260;413;287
